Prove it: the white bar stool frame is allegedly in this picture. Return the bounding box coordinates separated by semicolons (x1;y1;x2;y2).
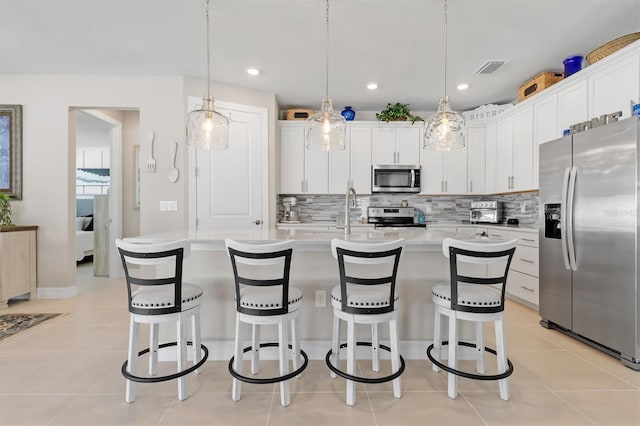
427;237;517;400
115;239;208;403
225;239;308;407
326;238;406;406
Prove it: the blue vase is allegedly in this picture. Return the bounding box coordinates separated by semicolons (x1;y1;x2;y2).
341;106;355;121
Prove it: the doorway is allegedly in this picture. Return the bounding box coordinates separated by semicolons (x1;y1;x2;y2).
73;108;140;279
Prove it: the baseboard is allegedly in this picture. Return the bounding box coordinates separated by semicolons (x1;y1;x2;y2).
37;285;78;299
158;339;478;362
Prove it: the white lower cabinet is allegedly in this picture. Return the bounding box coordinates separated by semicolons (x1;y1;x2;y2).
484;228;539;308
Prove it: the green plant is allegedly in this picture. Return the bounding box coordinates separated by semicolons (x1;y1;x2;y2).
0;193;13;227
375;103;423;124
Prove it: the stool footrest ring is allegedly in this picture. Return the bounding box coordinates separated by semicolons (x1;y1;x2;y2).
228;342;309;384
427;341;513;381
121;341;209;383
325;341;406;384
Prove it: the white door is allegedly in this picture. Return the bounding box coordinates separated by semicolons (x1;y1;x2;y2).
193;102;267;230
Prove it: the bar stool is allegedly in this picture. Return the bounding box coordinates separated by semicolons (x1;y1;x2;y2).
325;238;405;406
225;239;308;407
427;237;517;400
115;239;208;403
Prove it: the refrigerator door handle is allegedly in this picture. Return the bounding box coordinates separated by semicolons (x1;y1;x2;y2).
560;166;571;270
567;166;578;271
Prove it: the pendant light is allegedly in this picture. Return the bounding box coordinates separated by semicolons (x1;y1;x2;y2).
306;0;346;152
186;0;229;150
424;0;465;151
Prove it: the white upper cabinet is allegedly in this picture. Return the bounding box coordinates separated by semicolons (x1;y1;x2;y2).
496;107;534;193
421;145;468;195
347;126;373;194
558;79;589;135
588;49;640;119
484;123;497;194
532;94;558;188
372;125;421;165
466;126;486;194
279;122;328;194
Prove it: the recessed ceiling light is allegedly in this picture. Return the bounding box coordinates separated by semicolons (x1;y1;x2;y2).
367;83;378;90
457;83;469;91
246;68;260;76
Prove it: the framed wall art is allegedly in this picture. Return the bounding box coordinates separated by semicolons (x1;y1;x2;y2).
0;105;22;199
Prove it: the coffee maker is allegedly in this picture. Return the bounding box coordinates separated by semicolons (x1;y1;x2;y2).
281;196;300;223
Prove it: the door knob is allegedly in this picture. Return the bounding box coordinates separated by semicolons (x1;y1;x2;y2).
252;220;262;225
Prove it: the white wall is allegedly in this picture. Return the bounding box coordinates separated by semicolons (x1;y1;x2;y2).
0;74;277;294
121;111;140;238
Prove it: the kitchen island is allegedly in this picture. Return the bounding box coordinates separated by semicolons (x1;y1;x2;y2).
136;227;510;360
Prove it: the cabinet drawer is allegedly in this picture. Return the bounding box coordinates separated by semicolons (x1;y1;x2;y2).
509;230;538;247
512;245;538;276
507;270;539;307
487;229;509;240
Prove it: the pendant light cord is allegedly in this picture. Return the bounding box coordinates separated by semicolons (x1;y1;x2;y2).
443;0;448;98
205;0;211;102
325;0;330;101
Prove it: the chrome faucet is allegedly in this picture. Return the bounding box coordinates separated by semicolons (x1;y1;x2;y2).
344;186;357;237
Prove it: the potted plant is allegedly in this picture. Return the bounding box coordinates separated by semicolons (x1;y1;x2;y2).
0;193;13;227
376;103;423;124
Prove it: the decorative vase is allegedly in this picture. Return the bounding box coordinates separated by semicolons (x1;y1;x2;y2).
341;106;355;121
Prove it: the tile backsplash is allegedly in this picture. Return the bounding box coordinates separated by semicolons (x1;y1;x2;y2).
278;192;539;227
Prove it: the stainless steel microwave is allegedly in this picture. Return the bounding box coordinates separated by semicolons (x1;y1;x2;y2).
371;165;421;193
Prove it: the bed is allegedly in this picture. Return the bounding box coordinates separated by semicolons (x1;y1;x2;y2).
76;217;94;261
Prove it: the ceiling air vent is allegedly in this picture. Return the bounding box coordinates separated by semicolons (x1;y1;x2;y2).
475;60;508;75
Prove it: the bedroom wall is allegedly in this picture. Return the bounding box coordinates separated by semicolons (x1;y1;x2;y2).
0;75;277;296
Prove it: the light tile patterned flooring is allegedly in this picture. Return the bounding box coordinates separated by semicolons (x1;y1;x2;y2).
0;262;638;425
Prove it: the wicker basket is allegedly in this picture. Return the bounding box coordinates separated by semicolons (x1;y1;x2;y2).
518;71;564;102
586;32;640;64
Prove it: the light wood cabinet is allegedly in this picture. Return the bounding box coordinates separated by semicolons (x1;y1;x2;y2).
0;226;37;308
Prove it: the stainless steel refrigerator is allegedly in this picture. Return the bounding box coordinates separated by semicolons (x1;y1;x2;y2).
539;116;640;370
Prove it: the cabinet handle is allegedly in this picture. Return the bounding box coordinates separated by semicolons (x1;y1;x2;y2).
521;238;535;243
301;181;304;193
520;286;535;292
441;181;444;192
469;181;473;193
395;151;399;163
520;259;535;264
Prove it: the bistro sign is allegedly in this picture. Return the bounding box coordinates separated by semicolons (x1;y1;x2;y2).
462;103;514;123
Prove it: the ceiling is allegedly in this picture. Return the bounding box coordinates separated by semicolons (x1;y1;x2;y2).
2;0;639;113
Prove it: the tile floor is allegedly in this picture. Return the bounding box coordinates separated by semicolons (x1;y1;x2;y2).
0;262;639;425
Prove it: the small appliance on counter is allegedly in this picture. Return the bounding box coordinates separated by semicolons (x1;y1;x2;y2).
469;200;503;224
281;196;300;223
367;206;426;228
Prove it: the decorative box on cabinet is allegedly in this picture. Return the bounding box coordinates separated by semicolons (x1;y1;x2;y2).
0;226;37;309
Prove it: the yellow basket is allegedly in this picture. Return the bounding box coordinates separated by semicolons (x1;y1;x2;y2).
586;32;640;64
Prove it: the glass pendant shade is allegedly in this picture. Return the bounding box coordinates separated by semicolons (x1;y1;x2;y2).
423;96;466;151
186;97;229;150
307;99;346;152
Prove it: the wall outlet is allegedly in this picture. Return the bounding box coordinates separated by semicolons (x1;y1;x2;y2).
315;290;326;308
520;202;526;213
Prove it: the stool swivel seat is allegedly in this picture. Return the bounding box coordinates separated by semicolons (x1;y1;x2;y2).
225;239;308;407
115;239;208;403
326;238;406;406
427;237;517;400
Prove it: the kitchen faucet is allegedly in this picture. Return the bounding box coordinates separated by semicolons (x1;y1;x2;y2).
344;186;357;237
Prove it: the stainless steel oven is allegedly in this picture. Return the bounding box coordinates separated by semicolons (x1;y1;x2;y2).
371;165;421;193
367;206;426;228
